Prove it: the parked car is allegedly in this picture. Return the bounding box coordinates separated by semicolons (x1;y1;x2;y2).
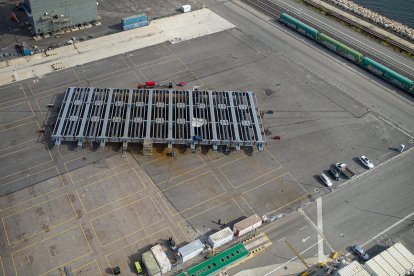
358;155;374;169
352;245;369;261
329;167;341;181
319;173;332;187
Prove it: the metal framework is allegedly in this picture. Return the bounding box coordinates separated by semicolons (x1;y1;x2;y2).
52;87;266;151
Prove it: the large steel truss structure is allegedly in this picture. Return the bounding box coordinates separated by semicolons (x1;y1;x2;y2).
52;87;266;151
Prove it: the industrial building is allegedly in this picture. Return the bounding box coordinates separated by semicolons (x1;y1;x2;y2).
52;87;266;153
23;0;97;35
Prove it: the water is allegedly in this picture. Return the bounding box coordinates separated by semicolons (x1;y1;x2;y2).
351;0;414;29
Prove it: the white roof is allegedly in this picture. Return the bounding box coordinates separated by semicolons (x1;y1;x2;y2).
234;214;262;230
209;227;233;242
178;239;204;257
366;243;414;276
151;244;171;268
337;261;369;276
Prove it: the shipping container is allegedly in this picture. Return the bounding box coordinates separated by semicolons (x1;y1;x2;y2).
279;13;319;39
208;227;233;249
181;4;191;13
360;57;414;92
122;13;148;26
151;244;171;273
316;33;363;63
122;20;149;31
142;251;161;276
178;239;205;263
336;261;369;276
233;214;262;237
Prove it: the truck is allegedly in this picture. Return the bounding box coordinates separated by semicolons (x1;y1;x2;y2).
335;163;355;179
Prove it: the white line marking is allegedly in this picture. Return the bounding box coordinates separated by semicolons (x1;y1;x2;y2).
264;240;322;276
316;197;326;263
302;236;311;242
278;236;286;242
361;210;414;247
299;225;308;231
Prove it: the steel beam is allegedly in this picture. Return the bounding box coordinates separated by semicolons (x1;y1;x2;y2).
122;89;134;149
248;92;264;151
168;90;173;149
54;87;75;146
227;91;241;150
208;91;218;150
99;88;114;147
145;90;153;139
76;87;95;148
188;89;195;150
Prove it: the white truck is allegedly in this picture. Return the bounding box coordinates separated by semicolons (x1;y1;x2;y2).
335;163;355;179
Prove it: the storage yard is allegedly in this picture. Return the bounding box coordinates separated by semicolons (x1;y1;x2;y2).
0;0;414;275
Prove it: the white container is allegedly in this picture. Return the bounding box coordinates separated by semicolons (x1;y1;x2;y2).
181;4;191;13
151;244;171;273
208;227;233;249
179;239;205;263
233;214;262;237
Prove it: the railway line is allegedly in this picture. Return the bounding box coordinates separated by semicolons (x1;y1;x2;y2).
241;0;414;81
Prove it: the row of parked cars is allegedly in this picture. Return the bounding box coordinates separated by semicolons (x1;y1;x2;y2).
319;155;375;187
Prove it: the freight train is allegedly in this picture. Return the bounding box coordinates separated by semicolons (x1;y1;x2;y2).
279;13;414;94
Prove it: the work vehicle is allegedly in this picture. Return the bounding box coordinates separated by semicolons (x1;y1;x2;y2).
134;260;143;274
329;167;341;181
168;237;177;251
358;155;374;169
335;163;355;179
319;173;332;187
279;13;414;94
352;245;369;261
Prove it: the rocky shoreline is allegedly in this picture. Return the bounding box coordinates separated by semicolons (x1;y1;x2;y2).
327;0;414;41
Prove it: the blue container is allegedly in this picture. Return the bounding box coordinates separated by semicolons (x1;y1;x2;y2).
22;49;32;56
122;20;149;31
122;13;148;26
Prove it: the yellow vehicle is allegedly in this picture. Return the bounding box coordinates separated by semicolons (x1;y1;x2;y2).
135;261;142;274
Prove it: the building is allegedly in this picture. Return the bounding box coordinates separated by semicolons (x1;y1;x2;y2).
23;0;97;35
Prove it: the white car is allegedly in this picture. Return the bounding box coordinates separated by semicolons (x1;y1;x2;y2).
359;155;374;169
319;173;332;187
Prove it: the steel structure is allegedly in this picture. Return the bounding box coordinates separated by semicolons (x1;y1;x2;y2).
52;87;266;151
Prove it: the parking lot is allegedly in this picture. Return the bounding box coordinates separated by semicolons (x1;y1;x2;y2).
0;25;411;276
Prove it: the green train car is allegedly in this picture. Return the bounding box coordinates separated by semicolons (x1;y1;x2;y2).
360;57;414;92
280;13;319;39
316;33;363;63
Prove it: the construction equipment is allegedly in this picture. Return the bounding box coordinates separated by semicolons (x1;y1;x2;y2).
285;240;310;276
205;249;219;259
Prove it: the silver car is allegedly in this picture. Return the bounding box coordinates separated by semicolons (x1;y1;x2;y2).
352;245;369;261
319;173;332;187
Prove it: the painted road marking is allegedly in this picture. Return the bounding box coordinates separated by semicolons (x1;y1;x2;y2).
316;197;326;263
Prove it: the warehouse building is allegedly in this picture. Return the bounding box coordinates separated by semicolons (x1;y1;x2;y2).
23;0;97;35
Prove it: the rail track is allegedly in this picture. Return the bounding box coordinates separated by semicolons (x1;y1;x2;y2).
241;0;414;81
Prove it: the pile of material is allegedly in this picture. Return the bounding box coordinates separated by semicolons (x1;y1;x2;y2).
328;0;414;41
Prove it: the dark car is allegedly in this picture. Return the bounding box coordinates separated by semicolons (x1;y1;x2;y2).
329;167;341;181
352;245;369;261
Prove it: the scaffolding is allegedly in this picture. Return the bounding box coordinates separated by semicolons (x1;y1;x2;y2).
52;87;266;152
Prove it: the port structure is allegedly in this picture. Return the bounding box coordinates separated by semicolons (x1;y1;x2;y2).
52;87;266;152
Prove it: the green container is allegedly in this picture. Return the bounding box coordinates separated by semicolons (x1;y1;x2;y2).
280;13;319;39
360;57;414;92
316;33;363;63
182;243;248;276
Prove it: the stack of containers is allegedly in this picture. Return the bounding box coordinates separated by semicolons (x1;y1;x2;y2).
178;239;205;263
122;13;149;31
142;251;161;276
208;227;234;249
233;214;262;237
151;244;172;273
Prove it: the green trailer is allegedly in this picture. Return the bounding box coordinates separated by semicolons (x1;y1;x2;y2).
280;13;319;39
316;33;363;63
360;57;414;92
179;243;248;276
